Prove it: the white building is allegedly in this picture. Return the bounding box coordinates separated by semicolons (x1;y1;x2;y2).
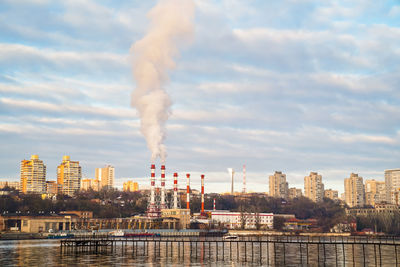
211;210;273;229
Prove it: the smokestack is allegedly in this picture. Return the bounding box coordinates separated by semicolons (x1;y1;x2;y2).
186;173;190;210
201;174;205;216
160;165;166;209
213;198;216;211
242;165;246;194
173;172;178;209
228;168;235;194
147;164;158;217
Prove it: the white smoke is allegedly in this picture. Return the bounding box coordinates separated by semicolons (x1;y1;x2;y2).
131;0;195;163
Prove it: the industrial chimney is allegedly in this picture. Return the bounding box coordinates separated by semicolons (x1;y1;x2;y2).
186;173;190;210
147;164;158;217
173;172;178;209
201;174;205;216
213;198;216;211
160;165;167;209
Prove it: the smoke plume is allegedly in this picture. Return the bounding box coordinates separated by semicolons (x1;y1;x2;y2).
130;0;195;163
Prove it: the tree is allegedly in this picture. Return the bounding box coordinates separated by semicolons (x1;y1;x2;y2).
273;216;285;231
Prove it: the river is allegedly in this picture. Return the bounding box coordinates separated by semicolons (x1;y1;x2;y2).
0;236;398;266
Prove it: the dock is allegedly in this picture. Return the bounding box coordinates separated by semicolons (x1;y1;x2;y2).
60;235;400;265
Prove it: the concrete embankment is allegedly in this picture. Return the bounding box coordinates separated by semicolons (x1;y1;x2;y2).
0;232;46;240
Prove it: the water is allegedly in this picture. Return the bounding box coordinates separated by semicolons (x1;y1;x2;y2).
0;236;398;266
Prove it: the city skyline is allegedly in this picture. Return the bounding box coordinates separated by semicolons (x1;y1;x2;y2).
1;1;399;193
0;153;395;195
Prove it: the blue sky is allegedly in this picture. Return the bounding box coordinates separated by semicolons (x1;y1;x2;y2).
0;0;399;193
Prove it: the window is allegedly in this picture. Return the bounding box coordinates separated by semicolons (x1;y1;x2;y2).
23;220;28;227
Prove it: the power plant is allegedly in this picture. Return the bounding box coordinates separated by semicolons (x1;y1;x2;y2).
146;164;206;219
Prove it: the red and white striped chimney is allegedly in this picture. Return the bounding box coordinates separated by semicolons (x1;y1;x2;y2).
201;174;205;215
173;172;178;209
160;165;166;209
150;164;156;205
213;198;216;211
186;173;190;210
147;164;157;217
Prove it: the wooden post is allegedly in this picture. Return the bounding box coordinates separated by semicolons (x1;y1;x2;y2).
379;244;382;266
223;241;225;260
342;242;345;266
237;241;239;261
283;242;286;265
244;241;247;262
299;243;302;265
216;241;218;261
335;242;338;267
251;241;253;262
362;243;365;266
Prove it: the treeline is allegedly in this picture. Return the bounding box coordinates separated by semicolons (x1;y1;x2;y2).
1;188;346;230
357;212;400;235
0;188;147;218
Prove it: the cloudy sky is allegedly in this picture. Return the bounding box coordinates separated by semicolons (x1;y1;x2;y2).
1;0;399;193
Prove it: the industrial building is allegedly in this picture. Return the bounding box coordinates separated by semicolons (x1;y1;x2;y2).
210;210;273;229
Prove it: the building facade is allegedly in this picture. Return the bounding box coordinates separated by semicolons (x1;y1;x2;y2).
288;188;302;199
160;209;190;229
81;178;100;191
96;165;114;189
324;189;339;200
123;181;139;192
269;171;288;199
344;173;365;208
364;179;385;206
304;172;324;202
385;169;400;204
45;181;58;195
20;155;46;194
57;156;81;197
211;210;274;229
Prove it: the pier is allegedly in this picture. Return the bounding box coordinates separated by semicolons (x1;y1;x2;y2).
60;235;400;266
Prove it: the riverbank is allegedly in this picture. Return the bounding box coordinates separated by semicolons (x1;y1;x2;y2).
0;232;46;240
228;230;351;237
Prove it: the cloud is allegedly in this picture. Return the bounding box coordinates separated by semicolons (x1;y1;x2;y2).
0;0;399;194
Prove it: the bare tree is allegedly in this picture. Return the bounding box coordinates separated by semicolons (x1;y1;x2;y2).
239;205;249;229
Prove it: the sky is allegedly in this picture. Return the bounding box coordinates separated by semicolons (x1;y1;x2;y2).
0;0;399;194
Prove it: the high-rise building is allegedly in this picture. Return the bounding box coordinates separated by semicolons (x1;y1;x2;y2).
288;187;302;199
95;165;114;189
123;181;139;192
324;189;339;200
81;178;100;191
344;173;365;208
20;155;46;194
57;156;81;196
269;171;288;199
304;172;324;202
46;181;58;195
365;179;385;206
385;169;400;204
